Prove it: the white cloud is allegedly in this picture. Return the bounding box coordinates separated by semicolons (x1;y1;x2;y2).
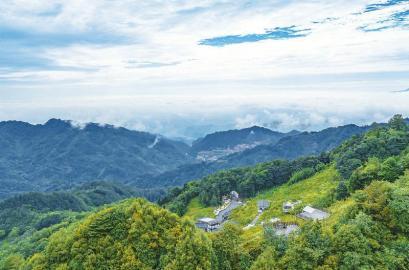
0;0;409;137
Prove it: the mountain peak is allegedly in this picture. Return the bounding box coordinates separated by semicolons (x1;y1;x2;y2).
44;118;72;129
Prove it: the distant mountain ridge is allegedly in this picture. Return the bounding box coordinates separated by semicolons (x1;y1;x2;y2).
0;119;192;198
191;126;299;162
192;126;294;152
144;123;377;187
225;124;373;165
0;118;402;199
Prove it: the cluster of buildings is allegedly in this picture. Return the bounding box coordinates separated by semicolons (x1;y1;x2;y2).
196;192;330;235
281;200;329;221
267;201;330;236
196;191;243;232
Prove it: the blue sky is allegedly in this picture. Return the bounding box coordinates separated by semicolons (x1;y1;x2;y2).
0;0;409;139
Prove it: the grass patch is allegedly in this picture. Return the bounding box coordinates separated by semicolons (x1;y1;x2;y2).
184;197;215;221
230;166;340;226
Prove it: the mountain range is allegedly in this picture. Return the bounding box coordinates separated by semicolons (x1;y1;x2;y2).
0;118;389;199
1;115;409;269
145;123;375;187
0;119;191;198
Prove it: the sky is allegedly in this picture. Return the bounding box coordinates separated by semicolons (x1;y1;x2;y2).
0;0;409;140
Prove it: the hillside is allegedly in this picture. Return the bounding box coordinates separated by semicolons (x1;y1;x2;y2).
1;199;214;269
1;115;409;269
0;119;192;198
149;123;372;188
0;119;374;198
162;115;409;269
0;181;152;241
191;126;294;160
226;123;373;165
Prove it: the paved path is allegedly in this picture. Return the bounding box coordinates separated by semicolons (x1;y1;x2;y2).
243;211;263;230
250;211;262;226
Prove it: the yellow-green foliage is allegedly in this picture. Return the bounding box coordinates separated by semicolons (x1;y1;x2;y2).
184;197;215;221
324;197;355;230
230;166;340;226
24;198;214;270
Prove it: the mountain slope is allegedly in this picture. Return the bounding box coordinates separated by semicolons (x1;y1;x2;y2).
12;199;213;270
163;116;409;217
148;124;372;187
0;119;193;198
0;181;149;238
2;116;409;270
159;116;409;269
191;126;295;158
225;123;373;165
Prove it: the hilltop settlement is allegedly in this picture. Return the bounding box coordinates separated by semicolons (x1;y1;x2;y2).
195;191;330;234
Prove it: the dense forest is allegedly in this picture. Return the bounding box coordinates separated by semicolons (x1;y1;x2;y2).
0;119;192;198
1;115;409;269
148;123;372;188
0;119;373;199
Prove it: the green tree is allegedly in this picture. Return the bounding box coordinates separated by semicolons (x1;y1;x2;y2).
211;223;251;270
250;247;279;270
349;158;381;191
263;225;288;256
335;181;349;200
389;182;409;234
380;156;404;182
165;226;213;270
388;114;407;131
281;222;331;270
333;213;385;269
1;254;25;270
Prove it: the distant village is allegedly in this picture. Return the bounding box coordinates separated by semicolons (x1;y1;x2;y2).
195;191;330;236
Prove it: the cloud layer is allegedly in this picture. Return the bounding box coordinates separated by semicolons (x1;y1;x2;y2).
0;0;409;138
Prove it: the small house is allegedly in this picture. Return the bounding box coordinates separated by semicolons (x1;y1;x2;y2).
196;217;220;232
298;206;329;220
282;200;301;213
257;200;270;211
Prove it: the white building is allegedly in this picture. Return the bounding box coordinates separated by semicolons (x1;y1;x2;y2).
298;206;329;220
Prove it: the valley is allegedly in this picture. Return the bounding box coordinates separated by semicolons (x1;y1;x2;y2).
1;115;409;269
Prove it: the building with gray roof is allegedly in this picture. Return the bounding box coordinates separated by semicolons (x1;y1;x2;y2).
298;206;329;220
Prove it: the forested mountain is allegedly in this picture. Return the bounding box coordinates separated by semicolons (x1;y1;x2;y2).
0;181;159;241
160;114;409;269
225;123;374;165
0;119;368;199
1;115;409;270
0;119;192;198
162;116;409;215
191;126;295;154
147;123;373;188
0;119;398;200
0;116;409;270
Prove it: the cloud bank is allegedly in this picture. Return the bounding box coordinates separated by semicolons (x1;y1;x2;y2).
0;0;408;138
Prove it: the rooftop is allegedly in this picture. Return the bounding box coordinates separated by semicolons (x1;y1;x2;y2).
298;206;329;220
198;217;218;224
